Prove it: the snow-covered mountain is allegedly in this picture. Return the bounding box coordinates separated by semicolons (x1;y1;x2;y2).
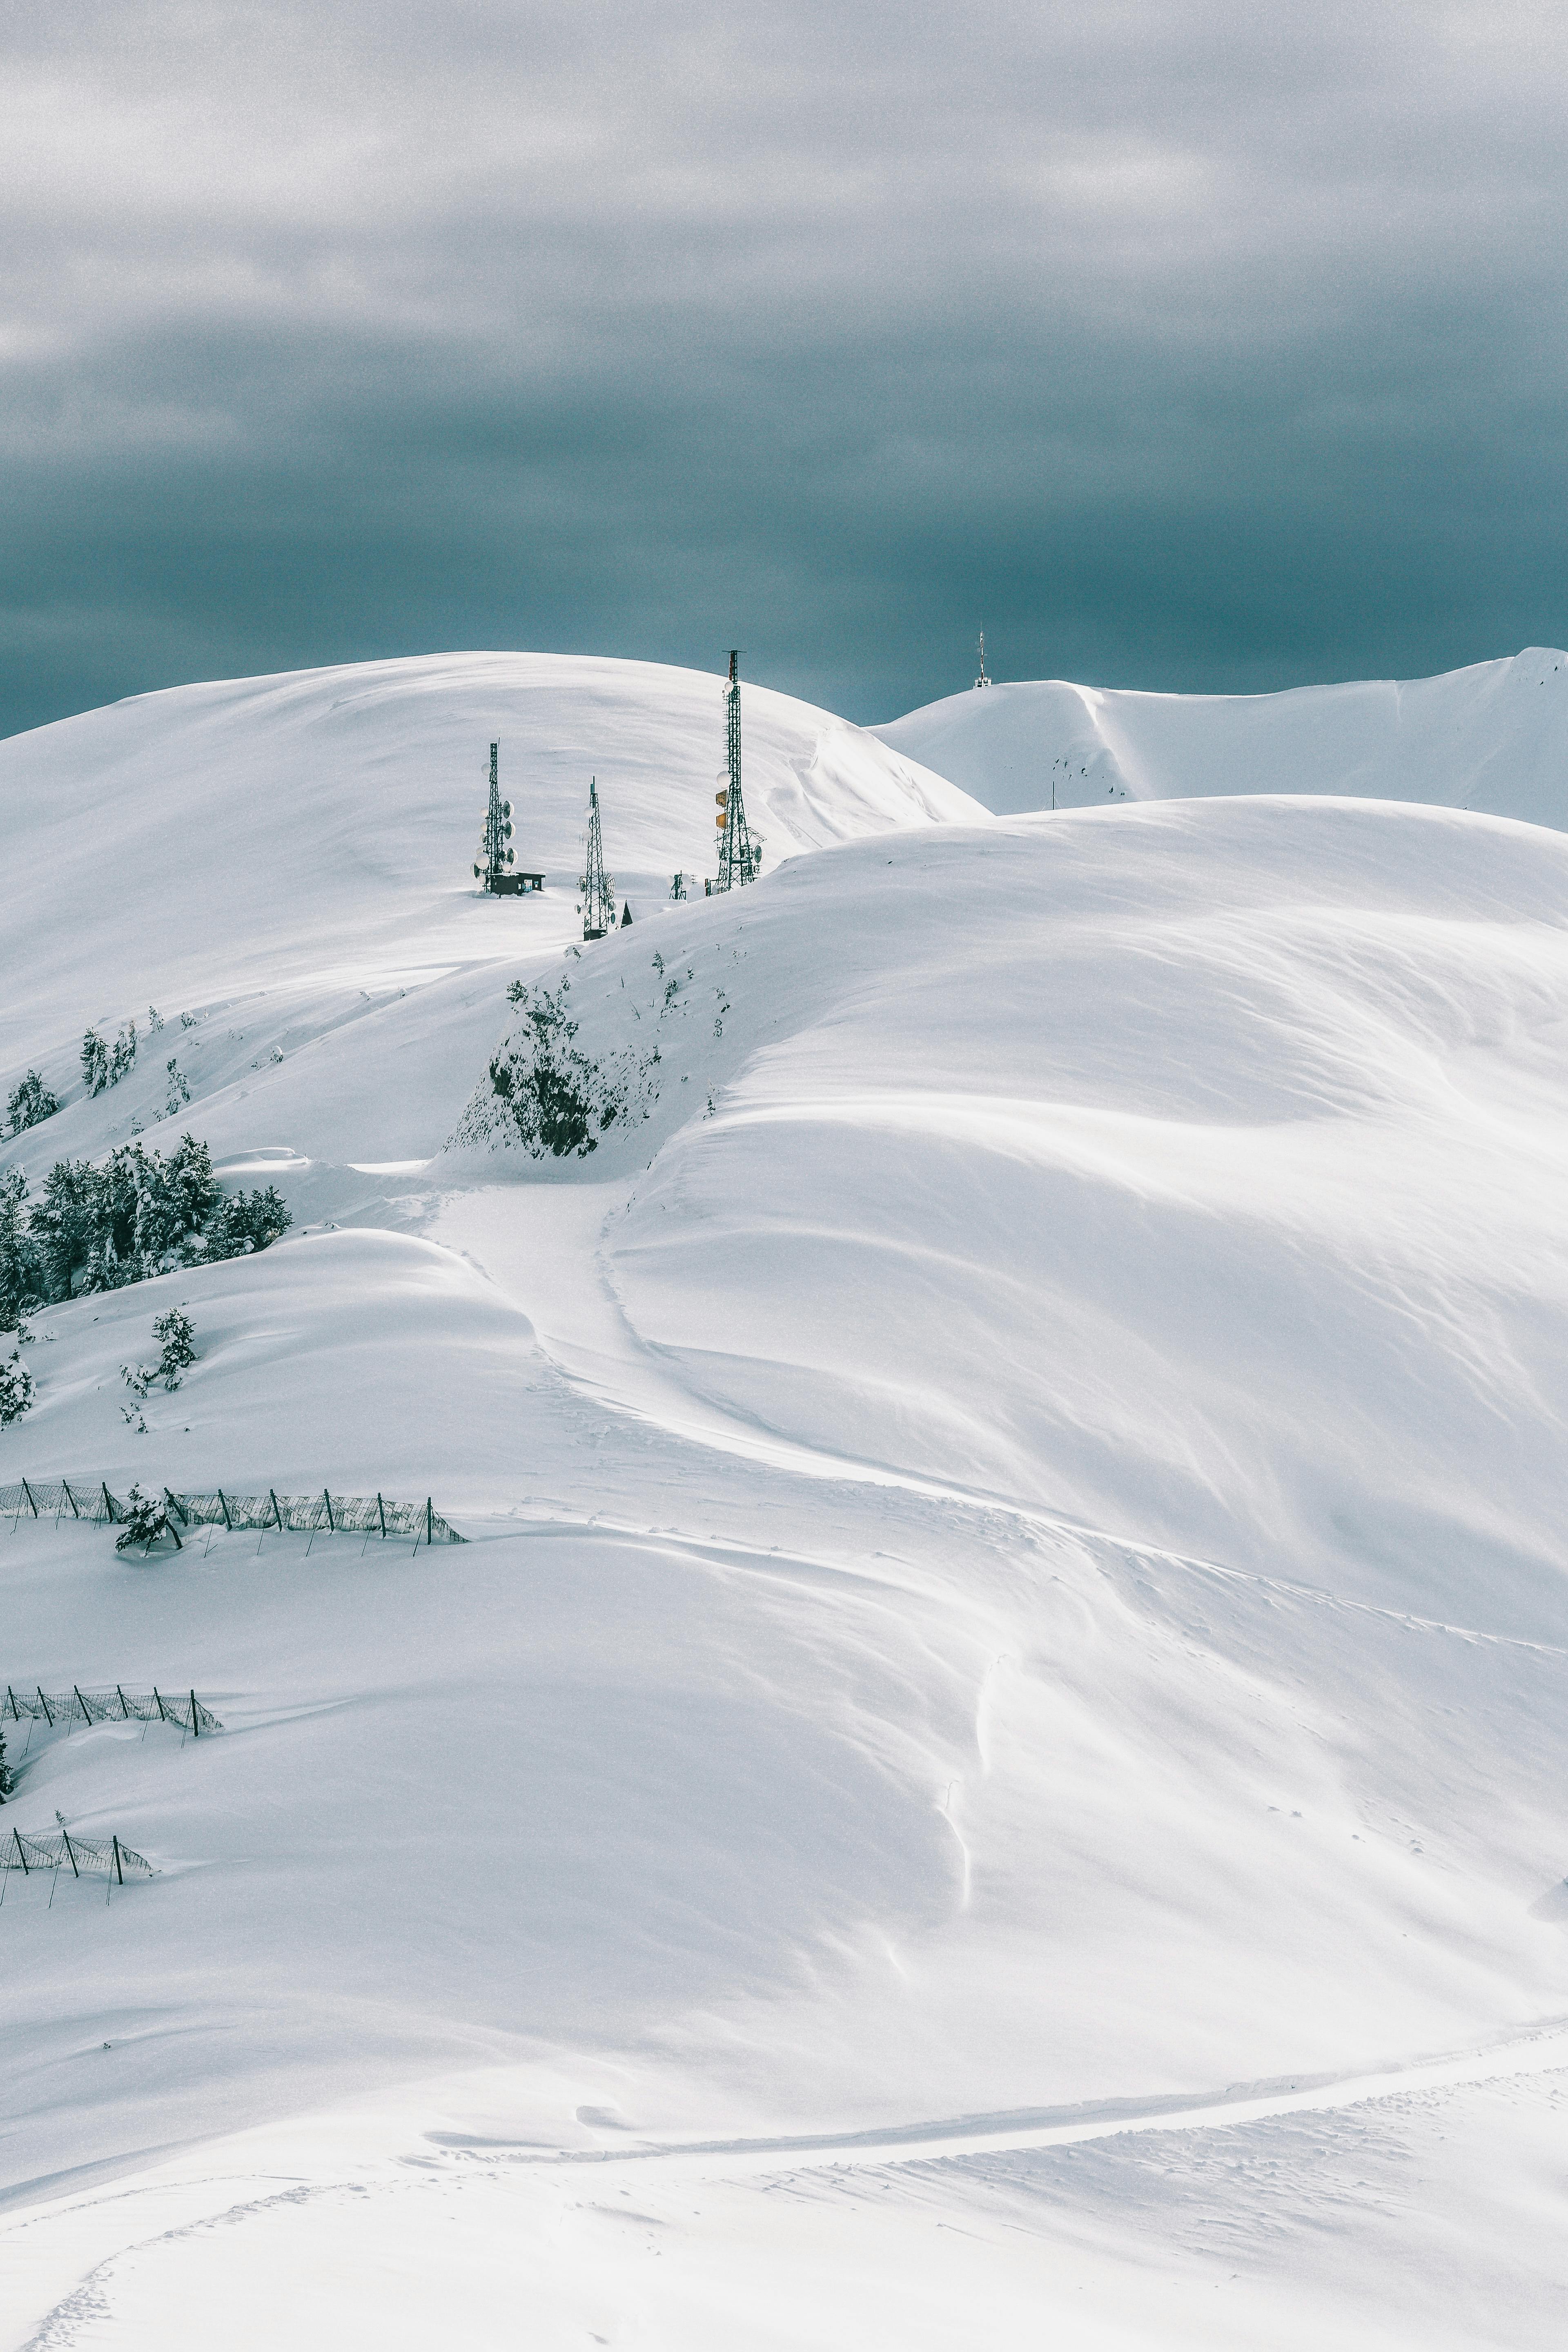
873;647;1568;820
5;662;1568;2351
0;651;976;1189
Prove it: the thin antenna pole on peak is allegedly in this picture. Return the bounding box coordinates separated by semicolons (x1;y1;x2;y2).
974;630;991;689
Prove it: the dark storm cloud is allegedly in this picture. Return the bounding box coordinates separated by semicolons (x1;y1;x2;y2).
4;0;1568;734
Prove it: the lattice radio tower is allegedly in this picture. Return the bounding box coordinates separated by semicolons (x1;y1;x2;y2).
580;778;616;939
475;742;515;889
712;650;760;892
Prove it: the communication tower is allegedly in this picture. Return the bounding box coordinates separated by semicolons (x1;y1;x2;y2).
474;742;515;889
974;632;991;688
712;650;760;892
579;778;616;939
472;744;541;893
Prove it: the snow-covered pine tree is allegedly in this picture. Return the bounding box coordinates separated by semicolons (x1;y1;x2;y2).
0;1722;12;1802
0;1168;40;1331
109;1022;138;1084
6;1070;59;1135
0;1352;35;1426
115;1483;176;1552
153;1306;196;1387
81;1029;109;1095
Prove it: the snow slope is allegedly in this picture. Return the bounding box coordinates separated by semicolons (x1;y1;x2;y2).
0;651;977;1188
873;647;1568;821
478;798;1568;1627
4;668;1568;2345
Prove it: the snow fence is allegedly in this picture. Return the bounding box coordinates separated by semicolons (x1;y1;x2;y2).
4;1684;220;1735
2;1827;154;1882
0;1479;464;1544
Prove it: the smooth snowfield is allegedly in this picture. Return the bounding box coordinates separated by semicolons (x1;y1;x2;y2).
3;710;1568;2342
874;646;1568;820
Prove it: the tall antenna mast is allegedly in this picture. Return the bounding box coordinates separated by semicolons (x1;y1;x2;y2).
713;650;759;891
474;742;516;889
580;778;616;939
974;631;991;689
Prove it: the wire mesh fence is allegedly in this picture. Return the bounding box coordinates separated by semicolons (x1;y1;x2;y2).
0;1478;464;1545
4;1684;220;1735
2;1826;154;1881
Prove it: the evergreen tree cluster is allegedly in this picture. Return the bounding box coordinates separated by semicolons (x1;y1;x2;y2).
0;1135;290;1327
81;1022;138;1096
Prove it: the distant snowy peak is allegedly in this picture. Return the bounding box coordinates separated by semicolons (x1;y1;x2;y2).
872;648;1568;826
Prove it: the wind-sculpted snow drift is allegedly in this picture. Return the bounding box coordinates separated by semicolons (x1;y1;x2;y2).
875;645;1568;822
6;670;1568;2348
452;795;1568;1626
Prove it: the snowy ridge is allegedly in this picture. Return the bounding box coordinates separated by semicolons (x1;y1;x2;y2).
873;646;1568;820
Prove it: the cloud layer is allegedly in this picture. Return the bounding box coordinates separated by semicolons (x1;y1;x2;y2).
4;1;1567;733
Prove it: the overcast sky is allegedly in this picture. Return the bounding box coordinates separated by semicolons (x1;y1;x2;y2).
4;1;1567;735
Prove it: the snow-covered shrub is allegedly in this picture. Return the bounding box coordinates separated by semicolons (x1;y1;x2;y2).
109;1023;138;1084
115;1483;173;1553
165;1056;191;1112
153;1307;196;1386
0;1722;13;1801
81;1028;109;1095
6;1070;59;1135
0;1352;34;1426
119;1359;151;1431
474;979;634;1159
